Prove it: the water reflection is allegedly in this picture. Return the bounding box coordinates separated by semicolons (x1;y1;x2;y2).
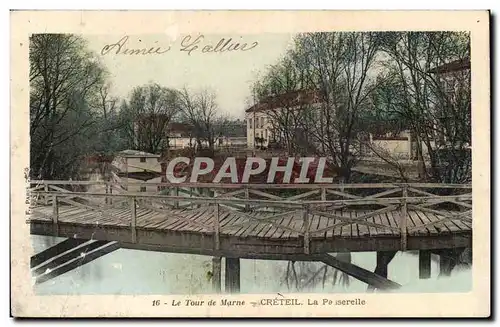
31;235;471;295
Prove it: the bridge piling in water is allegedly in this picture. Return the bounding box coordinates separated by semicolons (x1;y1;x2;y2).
419;250;432;279
212;257;222;293
225;257;241;293
367;251;397;292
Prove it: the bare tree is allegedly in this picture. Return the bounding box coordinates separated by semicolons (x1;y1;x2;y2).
29;34;106;180
98;82;117;120
297;32;383;182
178;87;226;155
377;32;471;183
121;83;179;154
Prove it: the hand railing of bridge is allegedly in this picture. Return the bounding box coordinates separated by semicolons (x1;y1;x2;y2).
27;180;472;253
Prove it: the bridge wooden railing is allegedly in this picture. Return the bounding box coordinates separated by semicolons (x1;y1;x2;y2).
27;180;472;253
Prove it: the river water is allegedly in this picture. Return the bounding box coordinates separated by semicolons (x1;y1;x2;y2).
30;235;471;295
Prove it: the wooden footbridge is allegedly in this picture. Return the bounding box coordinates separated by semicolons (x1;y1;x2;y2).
27;181;472;292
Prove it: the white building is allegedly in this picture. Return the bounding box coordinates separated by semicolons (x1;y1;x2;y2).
111;150;163;193
245;90;323;149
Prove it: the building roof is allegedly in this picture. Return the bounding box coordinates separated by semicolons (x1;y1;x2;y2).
245;89;324;113
117;150;160;158
427;58;470;74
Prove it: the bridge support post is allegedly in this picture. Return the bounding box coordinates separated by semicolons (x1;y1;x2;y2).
367;251;397;292
130;197;137;243
212;257;221;293
44;184;49;205
438;249;458;277
419;250;432;279
225;257;240;293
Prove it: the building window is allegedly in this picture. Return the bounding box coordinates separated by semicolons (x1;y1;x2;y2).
265;129;268;140
248;118;252;129
140;157;146;163
261;117;265;127
256;118;260;129
140;186;147;192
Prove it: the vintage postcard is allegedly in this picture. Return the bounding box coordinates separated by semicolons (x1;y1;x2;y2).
10;10;490;318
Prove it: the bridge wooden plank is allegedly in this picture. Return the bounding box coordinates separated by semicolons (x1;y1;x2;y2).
246;213;269;238
139;211;167;228
54;207;89;221
409;210;425;234
340;211;351;237
136;208;166;225
138;210;170;228
239;218;265;238
250;212;273;237
366;210;378;237
293;214;305;237
258;220;277;239
280;215;293;239
408;211;428;236
286;216;299;239
355;211;370;237
174;207;212;231
424;212;451;234
217;211;236;230
221;211;248;235
450;210;472;230
428;211;459;233
222;211;251;235
155;209;200;230
445;210;471;231
234;217;257;237
407;211;423;236
331;211;341;237
371;211;383;236
282;213;301;239
324;213;335;238
172;208;213;232
271;211;297;239
263;212;287;239
234;211;262;237
307;214;318;238
380;212;395;236
156;210;196;230
434;211;461;233
97;208;131;225
415;211;439;235
60;208;102;224
314;213;329;239
144;209;184;228
269;215;292;239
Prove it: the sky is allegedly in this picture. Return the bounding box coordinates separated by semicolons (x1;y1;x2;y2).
85;33;296;119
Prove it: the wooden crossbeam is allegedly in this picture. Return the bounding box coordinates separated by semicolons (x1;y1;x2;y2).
309;208;398;235
326;189;361;199
221;210;301;231
317;254;401;290
57;196;101;211
219;207;303;235
408;204;472;223
248;189;283;200
310;205;399;234
214;189;245;198
407;187;472;209
287;189;320;201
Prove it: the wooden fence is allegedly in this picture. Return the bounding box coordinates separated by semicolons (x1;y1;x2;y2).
27;180;472;253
